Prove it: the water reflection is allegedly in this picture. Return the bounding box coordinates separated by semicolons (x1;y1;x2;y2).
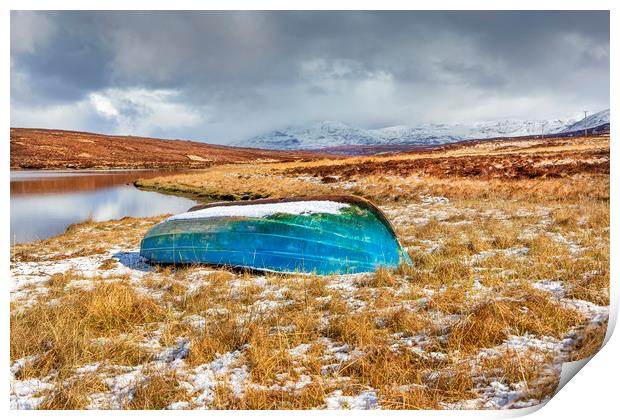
10;170;197;244
11;169;176;195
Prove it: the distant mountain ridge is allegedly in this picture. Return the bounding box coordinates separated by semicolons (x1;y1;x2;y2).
243;109;610;150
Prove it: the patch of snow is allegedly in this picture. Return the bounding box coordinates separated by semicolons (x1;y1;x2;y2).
184;314;206;331
549;233;586;255
468;246;529;264
10;379;55;409
533;280;565;298
75;363;101;374
270;324;296;335
157;338;190;362
420;195;450;205
503;335;559;353
326;390;379;409
182;349;249;408
288;343;312;357
168;200;350;221
168;401;191;409
100;369;143;408
453;381;532;409
11;355;39;376
472;277;484;290
503;246;529;257
561;298;608;323
252;298;294;312
469;250;497;264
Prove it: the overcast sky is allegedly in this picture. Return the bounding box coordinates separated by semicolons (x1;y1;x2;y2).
11;11;609;144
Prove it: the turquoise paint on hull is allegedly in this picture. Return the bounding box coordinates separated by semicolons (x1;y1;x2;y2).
140;197;411;275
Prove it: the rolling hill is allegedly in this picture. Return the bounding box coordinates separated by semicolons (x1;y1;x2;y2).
10;128;328;169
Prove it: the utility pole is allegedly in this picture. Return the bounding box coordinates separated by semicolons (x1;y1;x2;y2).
583;110;588;137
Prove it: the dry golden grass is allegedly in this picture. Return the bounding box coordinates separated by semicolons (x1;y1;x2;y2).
565;319;609;362
380;386;443;409
326;312;386;348
447;284;584;354
383;308;431;336
99;258;118;270
368;266;400;287
246;328;296;384
211;383;330;409
427;286;471;315
128;369;189;409
186;316;247;366
476;348;560;403
135;136;609;204
39;374;107;410
11;281;164;378
47;271;73;290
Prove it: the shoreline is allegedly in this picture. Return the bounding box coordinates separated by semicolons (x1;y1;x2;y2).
133;179;269;204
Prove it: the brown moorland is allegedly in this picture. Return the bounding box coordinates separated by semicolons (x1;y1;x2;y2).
10;128;331;169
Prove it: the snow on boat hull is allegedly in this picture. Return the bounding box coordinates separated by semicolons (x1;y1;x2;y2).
139;196;411;275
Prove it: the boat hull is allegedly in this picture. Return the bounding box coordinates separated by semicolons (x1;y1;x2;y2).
140;196;411;275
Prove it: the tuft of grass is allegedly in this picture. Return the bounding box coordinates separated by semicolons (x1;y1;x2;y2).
565;319;609;361
128;369;189;409
447;284;584;354
99;258;118;270
212;383;329;409
186;316;247;366
409;256;472;288
246;327;295;384
81;282;164;332
486;219;521;249
39;375;107;410
380;386;441;410
370;267;399;287
326;312;386;348
427;286;469;315
11;281;164;378
48;271;73;289
476;348;560;403
383;307;430;336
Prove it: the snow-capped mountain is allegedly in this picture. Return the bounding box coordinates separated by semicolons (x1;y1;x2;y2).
560;109;610;133
242;109;609;150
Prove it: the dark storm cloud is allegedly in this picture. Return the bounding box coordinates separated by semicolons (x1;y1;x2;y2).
10;10;610;143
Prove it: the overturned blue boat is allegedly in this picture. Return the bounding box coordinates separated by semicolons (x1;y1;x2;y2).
139;195;411;275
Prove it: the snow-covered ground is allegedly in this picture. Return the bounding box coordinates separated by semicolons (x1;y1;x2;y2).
10;193;609;410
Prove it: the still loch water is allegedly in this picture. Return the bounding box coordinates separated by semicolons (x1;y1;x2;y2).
10;170;197;244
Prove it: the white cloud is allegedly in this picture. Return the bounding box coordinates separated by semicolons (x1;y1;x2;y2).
12;85;204;138
89;93;119;118
11;99;96;131
87;88;203;136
